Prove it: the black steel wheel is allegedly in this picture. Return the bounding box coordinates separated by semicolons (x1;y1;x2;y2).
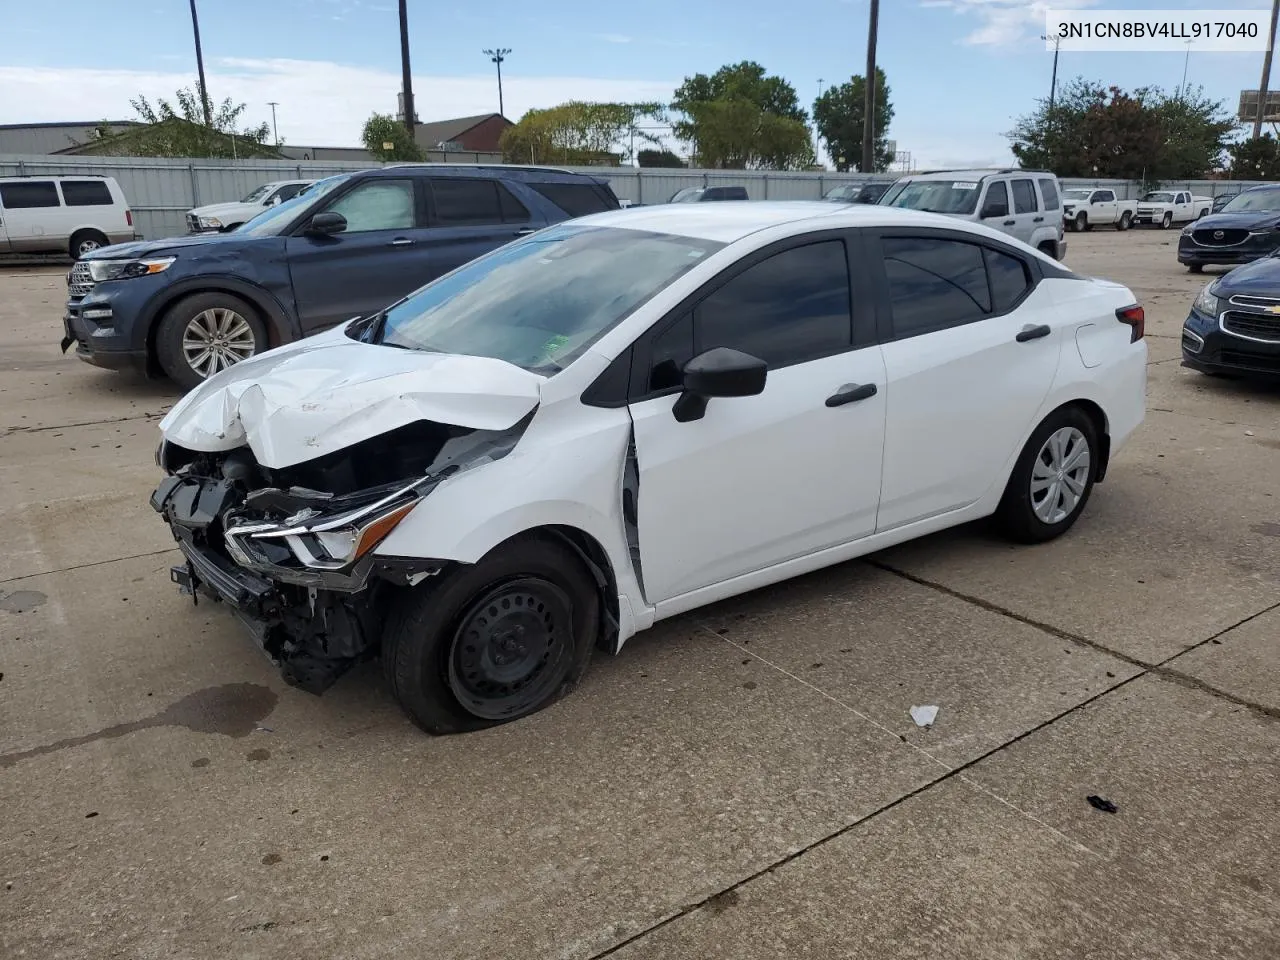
446;578;574;721
381;534;600;734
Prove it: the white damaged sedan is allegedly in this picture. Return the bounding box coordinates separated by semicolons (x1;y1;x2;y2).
152;202;1148;733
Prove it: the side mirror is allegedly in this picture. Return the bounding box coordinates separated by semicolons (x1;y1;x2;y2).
270;195;283;206
672;347;767;422
981;200;1008;219
306;211;347;236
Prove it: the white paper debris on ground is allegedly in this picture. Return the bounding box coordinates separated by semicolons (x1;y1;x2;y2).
910;705;939;728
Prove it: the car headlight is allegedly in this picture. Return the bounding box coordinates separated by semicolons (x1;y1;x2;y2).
197;216;223;229
88;256;176;283
1181;224;1194;235
1191;283;1222;318
225;486;421;572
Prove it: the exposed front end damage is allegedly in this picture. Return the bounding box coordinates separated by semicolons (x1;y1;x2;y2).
151;416;531;694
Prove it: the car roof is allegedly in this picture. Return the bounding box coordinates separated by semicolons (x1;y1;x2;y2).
897;168;1055;181
571;200;1011;244
373;163;607;184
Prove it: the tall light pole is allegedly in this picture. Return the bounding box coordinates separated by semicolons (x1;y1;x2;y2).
267;101;280;146
815;78;824;161
188;0;213;128
399;0;416;136
1041;33;1061;114
1255;0;1280;138
860;0;879;174
1179;39;1192;98
484;48;511;117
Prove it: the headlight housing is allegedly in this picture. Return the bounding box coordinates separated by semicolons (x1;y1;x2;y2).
88;256;176;283
197;216;223;229
1191;283;1222;318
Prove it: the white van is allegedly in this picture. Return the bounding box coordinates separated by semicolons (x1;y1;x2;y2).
880;169;1067;260
0;176;136;259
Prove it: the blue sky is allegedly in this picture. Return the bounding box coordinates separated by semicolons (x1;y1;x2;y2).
0;0;1271;167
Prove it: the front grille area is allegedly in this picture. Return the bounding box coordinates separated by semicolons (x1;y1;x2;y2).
67;260;94;300
1220;348;1280;373
187;213;200;232
1193;228;1249;246
1222;311;1280;342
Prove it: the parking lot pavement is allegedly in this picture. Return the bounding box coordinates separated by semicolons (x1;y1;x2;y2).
2;230;1279;960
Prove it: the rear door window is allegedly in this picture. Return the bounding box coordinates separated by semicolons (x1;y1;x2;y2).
882;236;990;339
0;181;61;208
59;180;113;206
1011;179;1038;214
430;179;504;225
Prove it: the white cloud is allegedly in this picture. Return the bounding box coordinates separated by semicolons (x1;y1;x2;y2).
0;58;678;148
922;0;1101;47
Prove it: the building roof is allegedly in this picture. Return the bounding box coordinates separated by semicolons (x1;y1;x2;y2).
0;120;139;131
413;113;511;147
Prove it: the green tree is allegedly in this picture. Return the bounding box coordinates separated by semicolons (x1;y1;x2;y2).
362;112;423;162
500;101;665;164
671;62;812;169
638;149;685;168
1229;134;1280;180
813;68;895;172
1007;77;1235;180
113;85;273;158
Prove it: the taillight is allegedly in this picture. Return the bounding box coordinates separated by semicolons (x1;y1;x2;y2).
126;209;133;226
1116;304;1144;342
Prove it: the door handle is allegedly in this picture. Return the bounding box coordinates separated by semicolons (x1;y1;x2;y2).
1033;216;1044;222
1003;219;1016;226
825;382;877;407
388;237;415;247
1016;323;1051;342
515;227;537;236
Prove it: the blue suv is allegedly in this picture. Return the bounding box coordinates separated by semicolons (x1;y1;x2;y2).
61;165;621;388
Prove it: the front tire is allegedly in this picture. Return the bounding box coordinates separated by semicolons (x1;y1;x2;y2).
382;535;600;735
1161;212;1173;229
1188;263;1204;274
995;406;1099;544
155;292;266;391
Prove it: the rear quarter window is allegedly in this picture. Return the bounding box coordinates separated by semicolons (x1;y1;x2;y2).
1037;178;1060;211
60;180;114;206
527;182;618;217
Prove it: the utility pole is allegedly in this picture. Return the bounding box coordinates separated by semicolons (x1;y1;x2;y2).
815;78;824;161
267;101;280;146
1041;33;1061;113
1179;40;1192;98
399;0;416;137
1254;0;1280;138
188;0;213;128
860;0;879;174
484;48;511;117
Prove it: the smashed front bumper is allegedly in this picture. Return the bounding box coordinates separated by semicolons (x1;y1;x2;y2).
151;472;440;695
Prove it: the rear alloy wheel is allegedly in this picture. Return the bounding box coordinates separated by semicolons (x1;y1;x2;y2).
69;229;109;259
995;406;1098;544
1161;212;1173;229
156;292;266;390
382;535;599;734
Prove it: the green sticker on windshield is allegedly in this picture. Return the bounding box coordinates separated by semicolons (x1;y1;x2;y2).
541;334;570;356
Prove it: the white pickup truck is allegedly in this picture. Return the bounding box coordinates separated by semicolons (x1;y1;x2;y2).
1133;190;1212;229
1061;188;1137;232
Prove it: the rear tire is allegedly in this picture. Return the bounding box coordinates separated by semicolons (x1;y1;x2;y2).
1161;212;1173;229
1074;212;1087;233
1118;211;1132;231
155;292;266;391
69;229;109;260
995;406;1099;544
381;535;599;735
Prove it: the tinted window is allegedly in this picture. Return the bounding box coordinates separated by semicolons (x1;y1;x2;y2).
431;179;502;225
985;248;1031;313
274;183;307;202
528;182;614;217
695;240;851;369
497;183;530;222
647;314;694;392
324;179;415;232
59;180;113;206
883;237;990;338
1038;178;1060;210
0;181;60;209
982;181;1010;217
1011;179;1037;214
1095;190;1114;203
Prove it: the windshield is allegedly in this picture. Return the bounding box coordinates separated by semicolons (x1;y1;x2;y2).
1143;192;1174;202
1222;189;1280;213
884;179;981;215
237;174;351;236
824;185;858;201
670;188;703;203
1063;189;1092;201
241;184;273;203
376;224;725;372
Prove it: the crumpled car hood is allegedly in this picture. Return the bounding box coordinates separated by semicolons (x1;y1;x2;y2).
159;325;544;469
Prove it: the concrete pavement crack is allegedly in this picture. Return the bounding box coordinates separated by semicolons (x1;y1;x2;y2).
0;548;176;586
3;411;167;436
